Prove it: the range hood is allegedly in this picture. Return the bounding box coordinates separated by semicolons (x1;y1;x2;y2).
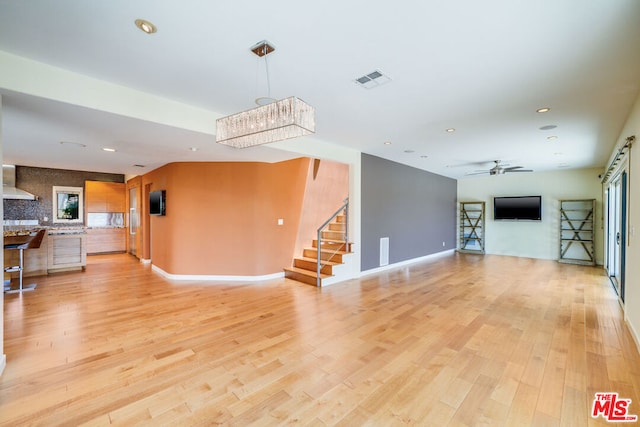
2;165;37;200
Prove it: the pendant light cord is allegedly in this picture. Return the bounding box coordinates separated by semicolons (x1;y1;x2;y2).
264;44;271;99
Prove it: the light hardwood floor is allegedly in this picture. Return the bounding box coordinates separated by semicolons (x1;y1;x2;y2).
1;253;639;426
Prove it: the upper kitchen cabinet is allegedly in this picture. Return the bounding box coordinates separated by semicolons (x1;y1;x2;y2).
85;181;126;213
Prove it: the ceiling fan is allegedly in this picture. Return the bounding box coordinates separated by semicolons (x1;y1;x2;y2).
467;160;533;176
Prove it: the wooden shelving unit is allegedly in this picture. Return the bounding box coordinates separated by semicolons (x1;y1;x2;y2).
459;201;485;254
559;199;595;265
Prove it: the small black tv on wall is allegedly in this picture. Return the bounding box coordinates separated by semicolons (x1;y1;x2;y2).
149;190;166;216
494;196;541;221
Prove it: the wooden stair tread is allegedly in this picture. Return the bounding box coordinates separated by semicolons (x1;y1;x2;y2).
305;248;351;255
286;210;350;286
296;256;340;266
284;266;331;279
314;239;351;244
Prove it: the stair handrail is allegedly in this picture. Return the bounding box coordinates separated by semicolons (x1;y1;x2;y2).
316;197;349;287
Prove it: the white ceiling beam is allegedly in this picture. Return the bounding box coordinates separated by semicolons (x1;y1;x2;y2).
0;50;218;135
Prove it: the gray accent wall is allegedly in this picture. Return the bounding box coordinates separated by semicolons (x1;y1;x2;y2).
361;153;457;272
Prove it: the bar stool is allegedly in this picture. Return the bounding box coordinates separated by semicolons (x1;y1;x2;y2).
4;229;46;293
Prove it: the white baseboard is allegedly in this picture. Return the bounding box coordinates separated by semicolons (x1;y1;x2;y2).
359;249;455;277
140;258;151;264
625;315;640;355
320;275;349;287
151;264;284;282
0;354;6;377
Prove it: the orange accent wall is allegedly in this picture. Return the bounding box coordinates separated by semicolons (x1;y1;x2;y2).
293;159;350;257
140;159;310;276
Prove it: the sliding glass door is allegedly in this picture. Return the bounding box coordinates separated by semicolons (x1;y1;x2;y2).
606;171;626;302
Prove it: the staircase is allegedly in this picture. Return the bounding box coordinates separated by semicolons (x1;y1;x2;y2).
284;213;353;286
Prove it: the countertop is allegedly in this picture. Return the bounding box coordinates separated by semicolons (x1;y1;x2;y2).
3;226;87;237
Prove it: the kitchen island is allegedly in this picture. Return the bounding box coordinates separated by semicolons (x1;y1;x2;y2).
47;228;87;273
3;227;87;281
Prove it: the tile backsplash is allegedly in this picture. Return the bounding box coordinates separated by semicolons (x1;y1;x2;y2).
3;165;124;226
87;213;125;228
3;220;39;226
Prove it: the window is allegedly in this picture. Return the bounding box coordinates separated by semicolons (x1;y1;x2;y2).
52;186;83;223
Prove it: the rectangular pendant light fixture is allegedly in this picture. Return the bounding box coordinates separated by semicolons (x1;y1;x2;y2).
216;96;315;148
215;40;315;148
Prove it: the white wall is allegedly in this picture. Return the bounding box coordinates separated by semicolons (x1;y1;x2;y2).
458;168;603;263
608;92;640;349
0;95;5;375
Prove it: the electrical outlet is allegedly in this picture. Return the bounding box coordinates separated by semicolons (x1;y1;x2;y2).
442;241;446;247
277;218;284;225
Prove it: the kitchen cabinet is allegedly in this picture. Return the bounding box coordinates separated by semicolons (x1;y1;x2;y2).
48;233;87;272
86;181;126;213
86;228;126;254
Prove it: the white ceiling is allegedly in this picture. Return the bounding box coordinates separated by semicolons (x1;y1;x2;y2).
1;0;639;178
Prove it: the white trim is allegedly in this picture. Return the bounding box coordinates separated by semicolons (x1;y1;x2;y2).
359;249;455;277
52;185;84;224
0;354;6;377
151;264;284;282
626;315;640;355
320;275;350;287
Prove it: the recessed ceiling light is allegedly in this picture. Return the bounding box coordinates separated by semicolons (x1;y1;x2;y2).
404;150;415;153
420;155;428;158
383;141;392;145
59;141;86;148
102;147;116;152
539;125;557;130
536;107;551;113
135;19;157;34
554;152;563;156
134;164;146;168
547;136;558;140
446;128;455;133
558;162;570;168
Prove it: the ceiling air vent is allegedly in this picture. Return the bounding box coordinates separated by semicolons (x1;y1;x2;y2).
354;69;392;89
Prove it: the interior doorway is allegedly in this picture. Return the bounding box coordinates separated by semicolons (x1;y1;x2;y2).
129;186;139;257
126;177;142;260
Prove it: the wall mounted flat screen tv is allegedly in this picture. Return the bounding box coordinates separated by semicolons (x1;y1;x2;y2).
149;190;166;216
494;196;541;221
